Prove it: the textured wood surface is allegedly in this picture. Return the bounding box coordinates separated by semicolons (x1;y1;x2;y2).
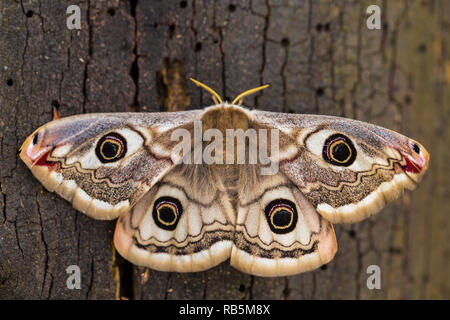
0;0;448;299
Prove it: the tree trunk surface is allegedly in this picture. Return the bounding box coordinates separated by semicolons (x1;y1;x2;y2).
0;0;449;299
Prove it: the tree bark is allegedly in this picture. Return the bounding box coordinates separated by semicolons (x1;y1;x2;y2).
0;0;449;299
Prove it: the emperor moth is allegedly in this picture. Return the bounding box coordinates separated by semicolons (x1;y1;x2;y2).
19;80;429;277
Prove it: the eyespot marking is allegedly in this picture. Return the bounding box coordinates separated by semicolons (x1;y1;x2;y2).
95;132;127;163
264;199;298;234
322;134;356;166
152;196;183;231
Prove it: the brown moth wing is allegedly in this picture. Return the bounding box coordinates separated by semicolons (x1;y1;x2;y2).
20;111;203;220
230;165;337;277
114;164;237;272
249;110;429;223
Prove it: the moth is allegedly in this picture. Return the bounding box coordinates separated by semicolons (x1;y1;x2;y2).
19;79;429;277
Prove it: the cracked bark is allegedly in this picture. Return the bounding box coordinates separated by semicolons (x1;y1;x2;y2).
0;0;449;299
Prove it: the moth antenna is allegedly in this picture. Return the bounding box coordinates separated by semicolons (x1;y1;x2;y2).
237;99;243;106
189;77;223;104
232;84;270;105
212;95;220;105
